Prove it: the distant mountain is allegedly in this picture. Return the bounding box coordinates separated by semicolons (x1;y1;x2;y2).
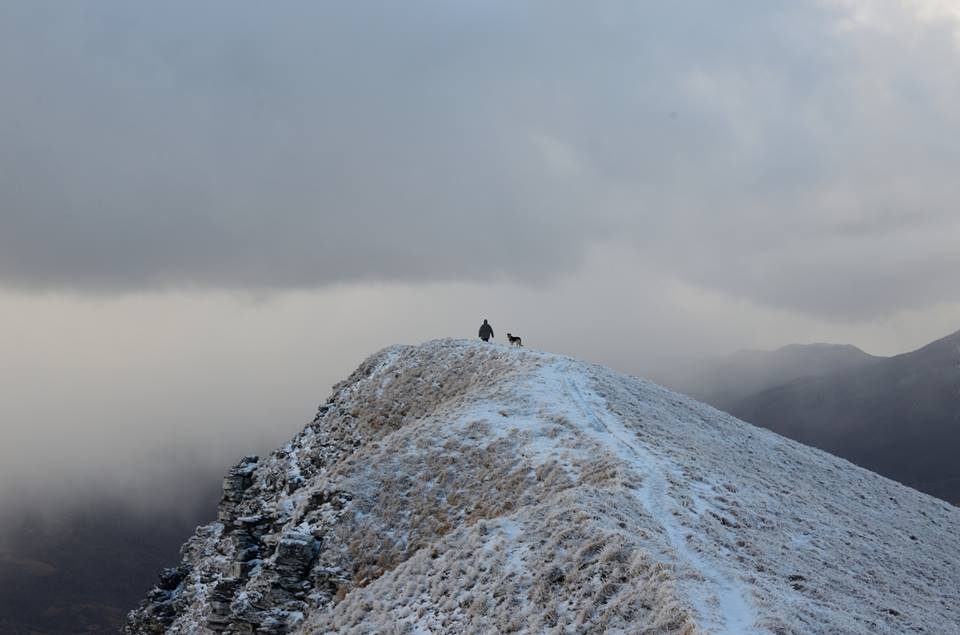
661;342;883;413
126;340;960;633
729;330;960;504
665;330;960;505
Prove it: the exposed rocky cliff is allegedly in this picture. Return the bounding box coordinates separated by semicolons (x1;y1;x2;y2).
125;340;960;634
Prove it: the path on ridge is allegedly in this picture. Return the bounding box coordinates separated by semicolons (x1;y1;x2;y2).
553;361;759;635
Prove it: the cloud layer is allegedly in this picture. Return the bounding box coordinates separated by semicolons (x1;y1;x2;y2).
2;1;960;319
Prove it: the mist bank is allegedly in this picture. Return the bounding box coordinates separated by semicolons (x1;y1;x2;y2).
4;277;960;522
0;487;223;635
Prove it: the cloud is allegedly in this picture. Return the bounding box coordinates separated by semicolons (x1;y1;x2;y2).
1;1;959;319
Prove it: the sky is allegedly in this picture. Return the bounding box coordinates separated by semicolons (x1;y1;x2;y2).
2;0;960;519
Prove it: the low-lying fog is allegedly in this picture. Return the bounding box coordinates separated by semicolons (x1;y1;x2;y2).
4;268;958;531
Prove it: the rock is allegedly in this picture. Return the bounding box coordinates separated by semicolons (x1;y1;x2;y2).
157;565;190;591
218;457;260;524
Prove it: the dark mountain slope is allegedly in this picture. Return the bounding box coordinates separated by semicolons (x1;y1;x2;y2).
730;330;960;503
661;343;883;413
0;487;220;635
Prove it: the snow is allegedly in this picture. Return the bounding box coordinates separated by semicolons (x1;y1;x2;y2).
133;338;960;635
536;362;757;633
307;340;960;634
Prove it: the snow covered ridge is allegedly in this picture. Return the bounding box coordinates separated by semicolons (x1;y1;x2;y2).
125;339;960;634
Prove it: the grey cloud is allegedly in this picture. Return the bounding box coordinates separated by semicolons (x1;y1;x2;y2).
1;1;960;319
0;2;604;293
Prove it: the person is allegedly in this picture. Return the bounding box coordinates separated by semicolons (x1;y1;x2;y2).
478;319;494;342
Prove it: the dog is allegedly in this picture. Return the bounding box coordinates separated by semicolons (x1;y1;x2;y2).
507;333;523;347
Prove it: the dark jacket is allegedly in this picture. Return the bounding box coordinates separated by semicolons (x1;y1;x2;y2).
479;321;494;340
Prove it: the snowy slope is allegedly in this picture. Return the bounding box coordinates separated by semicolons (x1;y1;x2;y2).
126;339;960;634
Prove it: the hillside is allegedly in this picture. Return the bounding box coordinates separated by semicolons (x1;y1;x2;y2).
727;329;960;504
126;340;960;634
657;343;882;414
0;492;220;635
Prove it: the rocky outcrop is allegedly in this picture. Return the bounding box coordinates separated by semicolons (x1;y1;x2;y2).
124;419;357;633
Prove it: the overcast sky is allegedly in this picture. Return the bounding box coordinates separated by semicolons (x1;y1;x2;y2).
3;0;960;518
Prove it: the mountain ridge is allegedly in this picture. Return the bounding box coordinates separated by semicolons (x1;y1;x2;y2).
126;339;960;634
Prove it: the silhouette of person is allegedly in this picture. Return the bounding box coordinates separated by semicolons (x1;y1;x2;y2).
478;319;494;342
